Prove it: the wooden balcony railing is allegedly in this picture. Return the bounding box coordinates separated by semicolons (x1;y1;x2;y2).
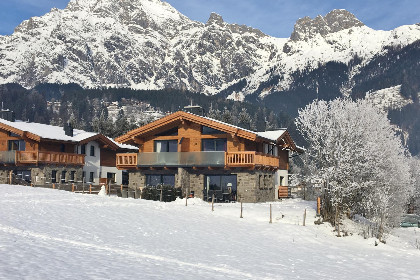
15;151;85;166
225;152;280;169
116;153;138;168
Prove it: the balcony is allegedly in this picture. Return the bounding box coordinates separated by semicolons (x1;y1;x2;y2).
0;151;85;166
116;151;280;169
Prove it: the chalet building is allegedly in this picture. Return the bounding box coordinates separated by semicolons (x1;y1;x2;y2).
115;111;303;203
0;118;136;185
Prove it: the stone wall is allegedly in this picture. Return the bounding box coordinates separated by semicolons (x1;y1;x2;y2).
128;168;276;203
32;166;83;185
237;170;275;203
0;169;9;184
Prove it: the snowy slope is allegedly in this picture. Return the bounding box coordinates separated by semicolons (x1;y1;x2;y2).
0;1;419;97
1;184;419;279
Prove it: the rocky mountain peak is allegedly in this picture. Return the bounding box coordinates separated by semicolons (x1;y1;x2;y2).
206;12;225;27
290;9;364;41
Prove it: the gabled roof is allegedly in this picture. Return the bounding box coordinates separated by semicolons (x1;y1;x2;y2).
115;111;302;152
0;118;137;151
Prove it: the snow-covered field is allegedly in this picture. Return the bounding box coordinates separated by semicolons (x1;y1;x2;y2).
0;184;419;280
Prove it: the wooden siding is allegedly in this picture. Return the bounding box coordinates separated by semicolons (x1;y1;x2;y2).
101;149;117;167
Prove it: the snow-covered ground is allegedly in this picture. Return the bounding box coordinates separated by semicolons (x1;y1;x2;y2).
0;184;419;279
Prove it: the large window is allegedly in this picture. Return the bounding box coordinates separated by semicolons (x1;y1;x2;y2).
146;174;175;187
202;139;227;151
107;172;116;184
8;140;25;151
202;125;225;135
205;175;237;202
154;140;177;152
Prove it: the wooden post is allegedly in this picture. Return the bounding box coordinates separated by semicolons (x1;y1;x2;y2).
52;183;55;189
9;170;13;185
89;184;92;194
120;185;123;191
160;188;163;202
185;190;188;207
72;183;75;192
303;209;307;226
317;197;321;216
269;204;272;224
211;194;215;212
240;201;243;218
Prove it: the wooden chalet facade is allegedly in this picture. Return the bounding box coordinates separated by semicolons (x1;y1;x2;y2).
115;111;302;203
0;118;136;185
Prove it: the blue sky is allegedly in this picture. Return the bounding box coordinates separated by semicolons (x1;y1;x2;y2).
0;0;419;37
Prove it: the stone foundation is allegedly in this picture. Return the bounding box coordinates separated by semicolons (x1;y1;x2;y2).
128;168;276;203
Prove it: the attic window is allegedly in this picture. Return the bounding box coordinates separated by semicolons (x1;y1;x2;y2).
155;127;178;136
202;126;225;135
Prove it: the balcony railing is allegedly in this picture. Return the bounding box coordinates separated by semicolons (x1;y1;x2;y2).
0;151;85;166
226;152;280;169
0;151;16;164
116;151;280;169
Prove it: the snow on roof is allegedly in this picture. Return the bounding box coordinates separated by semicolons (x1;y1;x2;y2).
257;130;287;142
183;111;287;143
0;118;137;150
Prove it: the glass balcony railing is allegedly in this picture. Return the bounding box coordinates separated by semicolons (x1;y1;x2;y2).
0;151;16;164
138;152;225;167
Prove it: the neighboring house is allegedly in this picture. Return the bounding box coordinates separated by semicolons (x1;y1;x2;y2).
115;110;303;203
0;118;137;185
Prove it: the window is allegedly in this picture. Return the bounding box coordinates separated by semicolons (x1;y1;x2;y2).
204;175;237;201
51;170;57;183
107;172;116;184
70;171;76;182
60;144;65;153
90;145;95;156
15;170;31;183
202;139;227;151
154;140;177;152
89;172;94;183
155;127;178;136
9;132;20;137
201;125;225;135
82;171;86;182
264;143;278;156
146;174;175;187
8;140;25;151
81;144;86;155
61;171;67;183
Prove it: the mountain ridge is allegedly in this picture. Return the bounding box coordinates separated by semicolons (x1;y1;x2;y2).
1;0;419;99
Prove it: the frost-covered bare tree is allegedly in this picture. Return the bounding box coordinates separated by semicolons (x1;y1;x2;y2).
295;98;413;239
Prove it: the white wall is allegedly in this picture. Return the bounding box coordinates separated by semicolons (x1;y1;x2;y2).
78;141;100;184
100;166;123;185
78;141;125;185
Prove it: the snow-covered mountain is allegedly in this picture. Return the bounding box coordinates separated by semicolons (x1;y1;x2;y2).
0;0;420;98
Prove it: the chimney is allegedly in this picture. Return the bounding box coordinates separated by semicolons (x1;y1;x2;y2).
183;104;205;116
64;122;74;137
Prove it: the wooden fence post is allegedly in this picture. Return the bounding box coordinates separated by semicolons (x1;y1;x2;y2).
89;184;92;194
9;170;13;184
303;209;307;226
269;204;272;224
317;197;321;216
211;194;215;212
52;183;55;189
72;183;75;192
